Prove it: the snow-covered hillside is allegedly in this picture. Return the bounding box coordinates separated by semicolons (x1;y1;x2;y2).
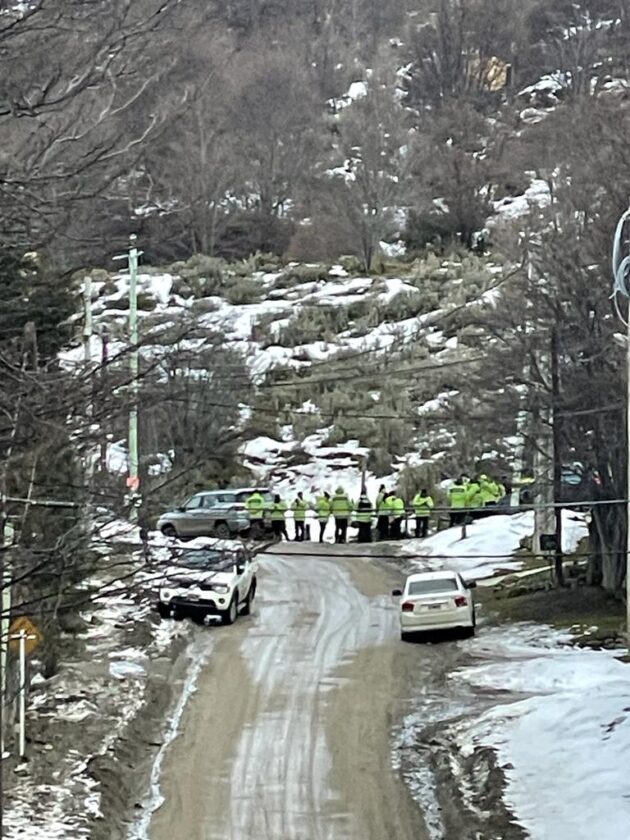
61;251;516;504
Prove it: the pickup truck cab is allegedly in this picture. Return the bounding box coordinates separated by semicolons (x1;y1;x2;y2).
157;544;257;624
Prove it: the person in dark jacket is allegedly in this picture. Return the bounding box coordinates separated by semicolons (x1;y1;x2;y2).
356;493;373;543
270;494;289;541
376;488;390;540
292;491;308;541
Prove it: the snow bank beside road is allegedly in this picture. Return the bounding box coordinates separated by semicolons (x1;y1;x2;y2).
452;625;630;840
403;510;588;579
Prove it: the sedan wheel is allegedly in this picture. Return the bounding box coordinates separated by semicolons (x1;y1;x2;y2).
241;579;256;616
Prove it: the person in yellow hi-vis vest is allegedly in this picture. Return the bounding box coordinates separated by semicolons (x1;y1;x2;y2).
448;476;468;527
292;491;308;541
412;488;434;538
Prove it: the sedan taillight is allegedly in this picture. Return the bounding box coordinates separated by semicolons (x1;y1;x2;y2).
454;596;468;608
401;601;415;613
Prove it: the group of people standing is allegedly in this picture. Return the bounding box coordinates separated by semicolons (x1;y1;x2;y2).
447;473;507;526
245;486;436;544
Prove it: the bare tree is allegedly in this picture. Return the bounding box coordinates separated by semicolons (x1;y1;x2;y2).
314;71;410;270
0;0;199;260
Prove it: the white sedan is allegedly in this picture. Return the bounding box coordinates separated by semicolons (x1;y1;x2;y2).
392;570;476;641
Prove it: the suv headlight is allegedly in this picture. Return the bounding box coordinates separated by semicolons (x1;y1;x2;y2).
211;584;229;593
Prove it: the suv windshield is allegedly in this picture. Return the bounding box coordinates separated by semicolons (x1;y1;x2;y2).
408;578;458;595
175;549;234;571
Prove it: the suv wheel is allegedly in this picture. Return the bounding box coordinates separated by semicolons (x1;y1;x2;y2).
214;522;231;540
221;594;238;626
241;578;257;616
161;524;177;538
157;602;171;619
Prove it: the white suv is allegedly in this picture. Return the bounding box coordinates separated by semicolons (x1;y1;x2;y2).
157;544;257;624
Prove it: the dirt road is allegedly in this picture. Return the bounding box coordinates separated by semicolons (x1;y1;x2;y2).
147;547;434;840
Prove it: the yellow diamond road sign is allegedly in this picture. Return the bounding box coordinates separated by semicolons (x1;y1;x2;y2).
9;617;43;655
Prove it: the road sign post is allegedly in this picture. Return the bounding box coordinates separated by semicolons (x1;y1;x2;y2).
9;617;42;759
18;631;25;759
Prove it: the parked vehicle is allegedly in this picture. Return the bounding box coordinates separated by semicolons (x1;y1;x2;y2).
392;570;476;641
518;463;601;507
157;487;273;539
157;544;257;624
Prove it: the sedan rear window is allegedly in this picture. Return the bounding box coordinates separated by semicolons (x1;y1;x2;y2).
408;578;458;595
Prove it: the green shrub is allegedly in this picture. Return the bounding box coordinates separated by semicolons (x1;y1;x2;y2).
277;305;351;345
136;293;156;311
244;406;282;440
225;279;262;305
395;463;443;503
252;252;284;271
275;264;330;288
368;447;393;475
171;277;194;298
291;409;324;440
102;298;128;311
101;277;119;297
191;297;221;315
339;254;363;273
231;256;257;277
377;291;427;322
181;254;225;283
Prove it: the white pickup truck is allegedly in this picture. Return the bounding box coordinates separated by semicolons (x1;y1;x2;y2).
157;544;257;624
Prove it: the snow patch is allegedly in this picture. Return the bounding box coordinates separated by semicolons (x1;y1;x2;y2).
403;510;588;579
451;625;630;840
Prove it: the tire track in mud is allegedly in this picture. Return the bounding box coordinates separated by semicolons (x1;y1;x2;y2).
146;550;431;840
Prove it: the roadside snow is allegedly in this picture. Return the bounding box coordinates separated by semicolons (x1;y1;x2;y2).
403;510;588;579
452;624;630;840
4;539;184;839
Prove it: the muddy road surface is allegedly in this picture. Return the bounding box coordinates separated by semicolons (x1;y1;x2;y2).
146;546;462;840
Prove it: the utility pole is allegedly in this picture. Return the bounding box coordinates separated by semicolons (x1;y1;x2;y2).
83;276;94;490
83;275;93;365
99;326;109;473
114;236;143;520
